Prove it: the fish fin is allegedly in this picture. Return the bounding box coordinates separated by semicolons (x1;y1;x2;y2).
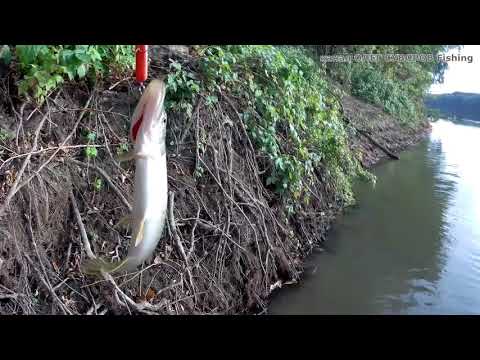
81;257;129;277
135;152;154;160
114;214;132;230
118;149;153;162
134;218;146;247
117;149;137;162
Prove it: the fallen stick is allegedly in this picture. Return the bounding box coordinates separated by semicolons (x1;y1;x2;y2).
50;107;129;119
67;158;132;212
356;128;400;160
340;108;400;161
168;191;196;297
69;189;96;260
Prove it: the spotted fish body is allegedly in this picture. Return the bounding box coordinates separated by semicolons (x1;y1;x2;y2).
83;79;168;275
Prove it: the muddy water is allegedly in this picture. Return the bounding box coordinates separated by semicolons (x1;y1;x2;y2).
269;119;480;315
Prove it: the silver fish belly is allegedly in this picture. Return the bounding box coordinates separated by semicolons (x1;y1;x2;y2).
125;142;168;269
82;79;168;276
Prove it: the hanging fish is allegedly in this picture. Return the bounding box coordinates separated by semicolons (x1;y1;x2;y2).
83;78;168;275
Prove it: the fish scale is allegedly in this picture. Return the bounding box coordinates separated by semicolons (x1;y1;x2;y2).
82;79;168;276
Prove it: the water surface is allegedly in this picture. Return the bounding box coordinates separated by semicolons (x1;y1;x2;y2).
269;119;480;314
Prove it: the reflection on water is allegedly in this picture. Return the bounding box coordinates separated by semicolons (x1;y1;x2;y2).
268;119;480;315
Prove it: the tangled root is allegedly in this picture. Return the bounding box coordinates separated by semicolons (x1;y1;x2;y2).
0;63;338;315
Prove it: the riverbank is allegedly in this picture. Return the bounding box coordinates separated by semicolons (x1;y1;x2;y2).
0;47;430;314
270;118;480;314
343;93;431;168
263;93;432;307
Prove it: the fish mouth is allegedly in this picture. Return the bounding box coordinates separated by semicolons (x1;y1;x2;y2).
130;79;167;142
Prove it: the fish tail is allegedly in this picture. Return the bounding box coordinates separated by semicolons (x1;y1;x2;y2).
81;257;129;277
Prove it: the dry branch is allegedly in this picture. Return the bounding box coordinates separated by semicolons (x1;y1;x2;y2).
69;189;96;260
0;110;50;217
16;91;96;190
67;158;132;212
69;187;166;315
168;191;196;298
356;128;400;160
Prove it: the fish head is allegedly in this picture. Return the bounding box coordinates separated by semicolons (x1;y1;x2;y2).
130;77;167;145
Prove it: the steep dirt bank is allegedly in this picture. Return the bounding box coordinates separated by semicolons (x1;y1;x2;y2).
0;55;429;315
342;94;431;168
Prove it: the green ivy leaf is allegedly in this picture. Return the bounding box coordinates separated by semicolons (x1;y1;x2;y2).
86;132;96;142
85;146;97;159
171;61;182;71
66;68;75;81
93;177;103;191
77;64;86;78
54;74;64;84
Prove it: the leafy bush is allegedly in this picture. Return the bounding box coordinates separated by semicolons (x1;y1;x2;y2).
198;45;371;206
0;128;11;142
165;59;201;117
310;45;452;125
14;45;134;103
83;130;98;159
8;44;374;209
116;142;130;156
93;177;103;191
350;65;418;124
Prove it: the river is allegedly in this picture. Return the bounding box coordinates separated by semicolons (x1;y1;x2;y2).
268;119;480;315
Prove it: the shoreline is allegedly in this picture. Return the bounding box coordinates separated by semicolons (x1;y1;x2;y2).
0;61;433;315
261;97;432;313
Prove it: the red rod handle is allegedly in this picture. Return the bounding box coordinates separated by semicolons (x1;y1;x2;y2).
135;45;148;84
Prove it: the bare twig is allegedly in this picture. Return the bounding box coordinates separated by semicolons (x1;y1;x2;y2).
0;108;50;218
52;278;70;292
0;144;109;172
187;203;201;260
70;187;165;315
0;285;21;301
86;302;104;315
22;251;72;315
67;158;132;212
168;191;196;296
99;112;125;143
0;293;19;300
220;92;256;156
102;271;167;315
16;91;96;192
179;100;201;146
99;118;129;175
69;189;96;260
51;107;129;119
108;77;131;91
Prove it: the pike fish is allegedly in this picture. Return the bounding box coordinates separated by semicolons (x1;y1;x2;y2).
83;78;168;275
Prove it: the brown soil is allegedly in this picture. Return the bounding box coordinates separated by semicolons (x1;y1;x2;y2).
0;50;429;315
342;94;431;168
